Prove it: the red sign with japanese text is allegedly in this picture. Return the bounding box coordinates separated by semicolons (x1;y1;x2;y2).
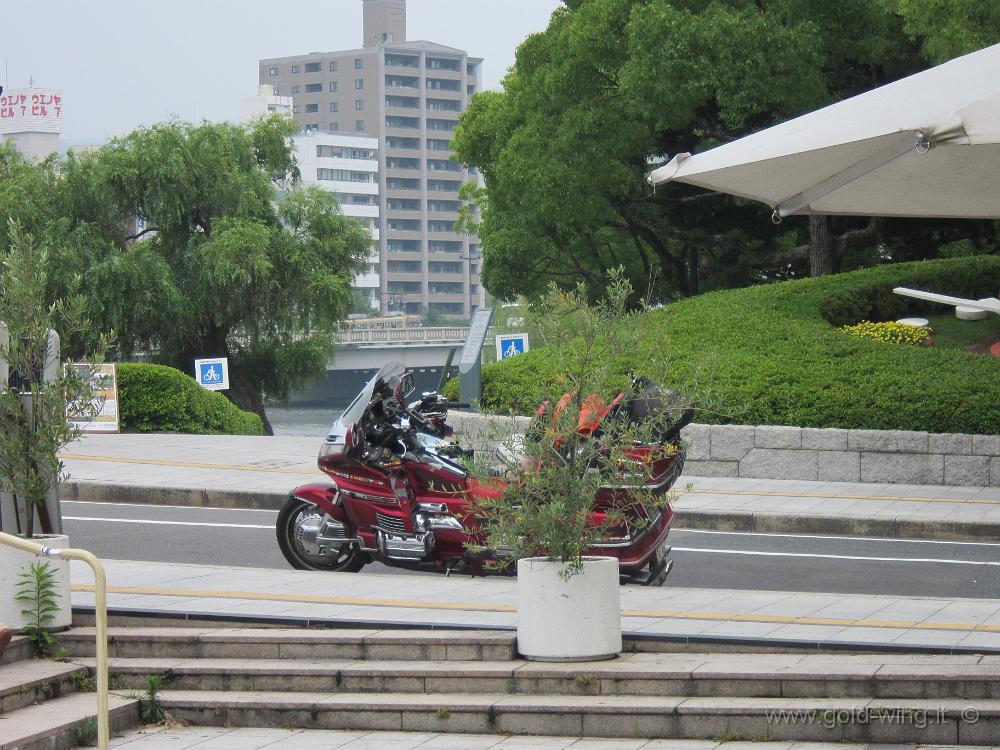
0;88;63;134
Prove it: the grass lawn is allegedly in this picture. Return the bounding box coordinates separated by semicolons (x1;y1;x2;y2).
926;312;1000;350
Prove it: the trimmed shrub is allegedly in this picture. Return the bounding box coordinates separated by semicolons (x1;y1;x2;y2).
459;257;1000;434
117;363;264;435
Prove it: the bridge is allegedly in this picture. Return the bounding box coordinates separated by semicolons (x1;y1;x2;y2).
331;326;492;370
286;326;490;407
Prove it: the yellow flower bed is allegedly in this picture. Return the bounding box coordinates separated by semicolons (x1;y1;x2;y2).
841;320;932;345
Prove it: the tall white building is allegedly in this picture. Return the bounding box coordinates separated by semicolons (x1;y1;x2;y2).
0;87;63;162
242;86;381;310
260;0;485;319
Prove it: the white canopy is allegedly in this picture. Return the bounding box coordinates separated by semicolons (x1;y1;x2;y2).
649;43;1000;219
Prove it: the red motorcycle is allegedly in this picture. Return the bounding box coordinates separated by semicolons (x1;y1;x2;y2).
277;363;691;585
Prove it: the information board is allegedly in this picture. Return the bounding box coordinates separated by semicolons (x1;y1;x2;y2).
70;363;119;433
458;308;494;373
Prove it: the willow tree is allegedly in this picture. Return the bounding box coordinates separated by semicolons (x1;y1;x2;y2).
51;117;371;433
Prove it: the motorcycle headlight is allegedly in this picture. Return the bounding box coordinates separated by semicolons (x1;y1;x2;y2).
319;441;346;459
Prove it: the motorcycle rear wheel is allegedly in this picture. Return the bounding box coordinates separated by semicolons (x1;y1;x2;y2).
276;498;367;572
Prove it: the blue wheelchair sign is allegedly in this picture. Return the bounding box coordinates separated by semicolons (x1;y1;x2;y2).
194;357;230;391
496;334;529;360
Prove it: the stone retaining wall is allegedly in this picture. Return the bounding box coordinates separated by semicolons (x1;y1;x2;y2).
682;424;1000;487
447;412;1000;487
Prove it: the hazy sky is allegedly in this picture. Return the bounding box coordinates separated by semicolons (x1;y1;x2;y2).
3;0;562;144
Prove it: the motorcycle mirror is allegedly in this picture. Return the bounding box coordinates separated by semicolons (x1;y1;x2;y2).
400;372;415;397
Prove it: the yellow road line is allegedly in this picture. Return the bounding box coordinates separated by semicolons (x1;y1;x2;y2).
61;453;321;477
72;584;1000;634
686;488;1000;506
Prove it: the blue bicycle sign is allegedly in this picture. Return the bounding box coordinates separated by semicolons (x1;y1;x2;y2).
495;334;529;360
194;357;230;391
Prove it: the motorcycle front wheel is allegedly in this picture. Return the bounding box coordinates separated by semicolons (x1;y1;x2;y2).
276;498;367;572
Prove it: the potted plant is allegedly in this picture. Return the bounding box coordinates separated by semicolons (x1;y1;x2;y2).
0;220;104;633
466;270;690;661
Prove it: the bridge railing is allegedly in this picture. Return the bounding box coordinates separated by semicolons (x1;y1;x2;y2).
340;327;493;344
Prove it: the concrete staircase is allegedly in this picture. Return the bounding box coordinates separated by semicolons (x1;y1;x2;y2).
59;626;1000;745
0;634;138;750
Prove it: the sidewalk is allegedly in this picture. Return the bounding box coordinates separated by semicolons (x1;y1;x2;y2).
70;558;1000;653
108;726;1000;750
60;434;1000;541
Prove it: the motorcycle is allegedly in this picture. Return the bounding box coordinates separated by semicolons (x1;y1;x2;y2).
276;362;692;585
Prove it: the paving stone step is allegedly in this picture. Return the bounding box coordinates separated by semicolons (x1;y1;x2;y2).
86;653;1000;699
157;689;1000;745
0;692;139;750
0;635;36;667
0;659;91;713
60;627;517;662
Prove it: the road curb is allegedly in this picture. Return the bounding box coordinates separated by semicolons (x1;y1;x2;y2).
675;509;1000;542
63;479;1000;542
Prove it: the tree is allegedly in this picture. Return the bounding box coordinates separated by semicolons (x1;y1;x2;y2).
453;0;1000;300
2;117;372;434
0;221;104;536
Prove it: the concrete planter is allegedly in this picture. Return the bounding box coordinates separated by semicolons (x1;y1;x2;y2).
0;534;71;631
516;556;621;661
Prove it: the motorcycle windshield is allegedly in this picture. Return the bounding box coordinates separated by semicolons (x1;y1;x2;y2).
328;362;406;440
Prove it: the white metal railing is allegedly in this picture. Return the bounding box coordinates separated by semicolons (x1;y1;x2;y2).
339;326;487;344
0;532;110;750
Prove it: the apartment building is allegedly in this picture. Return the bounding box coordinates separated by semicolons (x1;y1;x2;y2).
243;86;382;312
259;0;484;319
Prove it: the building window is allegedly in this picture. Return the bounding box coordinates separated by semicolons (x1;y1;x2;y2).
426;78;461;92
355;79;364;90
355;99;364;110
386;116;420;129
329;61;338;72
305;103;319;113
355;120;365;132
386;75;419;89
329;102;338;112
387;177;421;190
291;65;300;74
329;82;338;93
305;83;322;93
427;138;451;152
291;85;301;94
427;57;461;72
292;105;300;113
387;136;420;149
427;118;458;132
268;66;278;76
386;95;419;109
386;156;421;170
427;159;461;172
329;122;340;131
385;54;419;68
428;220;454;233
426;98;460;112
428;200;462;213
305;62;321;73
304;123;319;133
355;58;364;69
387;218;421;231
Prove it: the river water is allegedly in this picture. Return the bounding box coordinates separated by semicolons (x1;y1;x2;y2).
267;406;345;437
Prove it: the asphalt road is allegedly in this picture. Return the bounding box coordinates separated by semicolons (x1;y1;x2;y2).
60;499;1000;599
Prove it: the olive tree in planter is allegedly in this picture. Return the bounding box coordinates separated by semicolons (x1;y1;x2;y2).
0;221;104;631
467;270;690;661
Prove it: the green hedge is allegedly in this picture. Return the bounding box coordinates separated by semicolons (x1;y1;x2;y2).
449;257;1000;434
117;363;264;435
